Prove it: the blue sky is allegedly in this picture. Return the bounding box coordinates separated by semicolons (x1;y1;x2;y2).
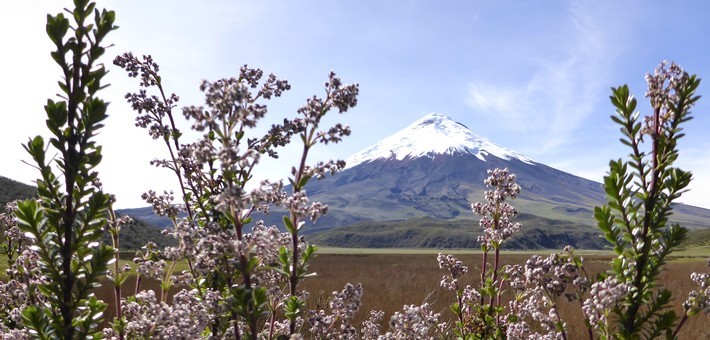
2;1;710;209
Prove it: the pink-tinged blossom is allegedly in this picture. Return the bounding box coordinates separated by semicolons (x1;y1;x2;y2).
114;53;180;141
507;287;563;339
142;190;181;218
0;329;29;340
460;285;480;315
437;253;468;291
102;289;213;340
282;190;330;224
582;276;630;329
472;168;522;247
683;272;710;315
381;303;442;339
360;310;385;340
307;283;363;338
519;248;588;301
505;248;587;339
506;264;526;290
644;61;693;136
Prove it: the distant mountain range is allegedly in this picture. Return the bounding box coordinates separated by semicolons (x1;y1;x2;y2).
3;113;709;250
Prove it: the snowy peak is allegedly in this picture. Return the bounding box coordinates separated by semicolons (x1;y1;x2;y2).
346;113;534;168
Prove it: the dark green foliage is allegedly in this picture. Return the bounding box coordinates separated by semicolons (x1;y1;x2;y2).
14;1;118;338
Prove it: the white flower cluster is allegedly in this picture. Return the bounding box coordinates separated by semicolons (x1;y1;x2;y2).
102;289;214;339
508;287;563;339
472;168;522;247
437;253;468;291
683;272;710;315
307;283;363;338
582;276;630;329
380;303;442;339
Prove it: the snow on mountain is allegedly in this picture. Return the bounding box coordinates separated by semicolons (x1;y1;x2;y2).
346;113;535;168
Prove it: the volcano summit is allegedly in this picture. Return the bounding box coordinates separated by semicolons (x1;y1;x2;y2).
346;113;535;168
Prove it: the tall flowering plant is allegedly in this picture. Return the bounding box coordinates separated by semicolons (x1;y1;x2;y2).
593;61;702;338
112;52;358;338
438;169;517;338
438;169;589;339
470;168;521;336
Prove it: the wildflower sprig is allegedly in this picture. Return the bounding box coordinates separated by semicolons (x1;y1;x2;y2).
507;247;589;339
474;168;521;334
278;71;359;335
676;268;710;336
437;168;524;339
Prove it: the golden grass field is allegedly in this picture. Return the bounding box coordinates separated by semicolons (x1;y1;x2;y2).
299;252;710;339
3;250;708;338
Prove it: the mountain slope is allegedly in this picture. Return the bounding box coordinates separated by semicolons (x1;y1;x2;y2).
309;214;607;250
288;113;710;247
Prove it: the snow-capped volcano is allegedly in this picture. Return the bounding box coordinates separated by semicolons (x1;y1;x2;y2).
230;112;710;248
346;113;534;168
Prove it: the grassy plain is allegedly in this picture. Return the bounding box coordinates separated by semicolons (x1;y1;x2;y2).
2;247;708;337
302;251;710;338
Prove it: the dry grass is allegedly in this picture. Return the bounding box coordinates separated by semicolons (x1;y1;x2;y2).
3;250;708;338
300;253;710;338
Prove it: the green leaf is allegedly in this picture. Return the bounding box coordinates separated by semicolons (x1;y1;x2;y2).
22;305;55;339
283;216;295;234
301;244;317;263
283;295;305;322
46;13;69;47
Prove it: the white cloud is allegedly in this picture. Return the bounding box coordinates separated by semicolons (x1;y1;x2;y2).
465;2;620;153
466;84;527;128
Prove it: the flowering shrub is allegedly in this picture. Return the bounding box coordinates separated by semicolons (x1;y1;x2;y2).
430;61;709;339
0;1;708;339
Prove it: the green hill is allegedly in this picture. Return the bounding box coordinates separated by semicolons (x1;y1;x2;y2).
0;176;36;208
101;216;176;250
0;175;172;250
678;228;710;255
309;213;608;250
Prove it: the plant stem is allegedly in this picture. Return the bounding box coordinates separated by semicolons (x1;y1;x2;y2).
480;246;488;306
289;137;313;334
134;275;142;295
487;246;500;316
673;313;688;338
625;106;661;335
